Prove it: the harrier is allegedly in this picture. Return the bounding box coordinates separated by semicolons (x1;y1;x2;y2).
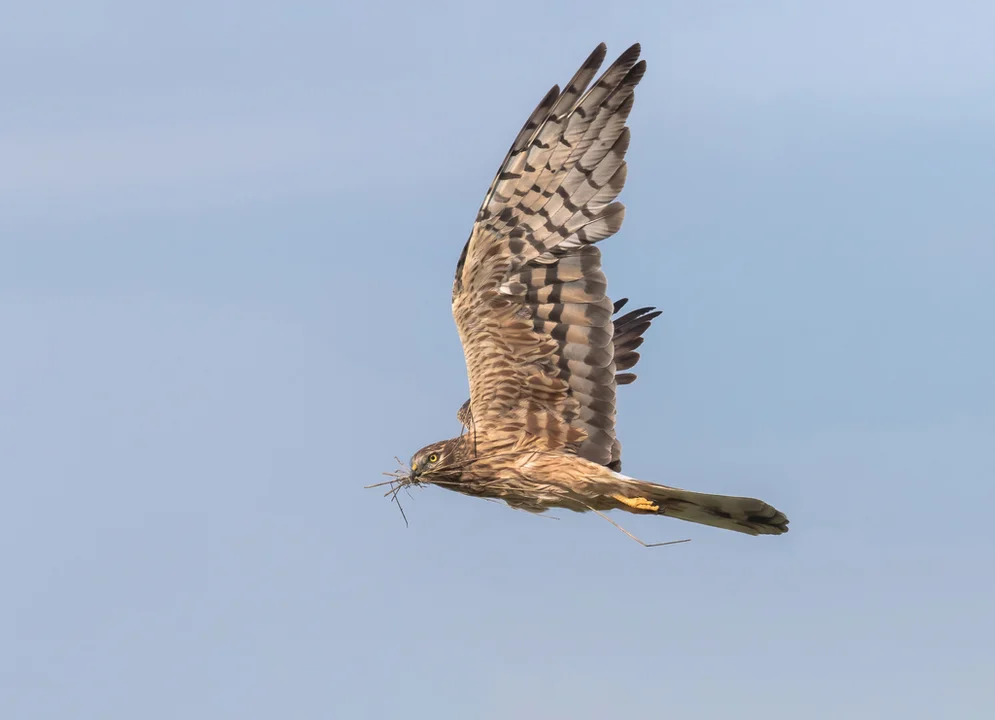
382;43;788;543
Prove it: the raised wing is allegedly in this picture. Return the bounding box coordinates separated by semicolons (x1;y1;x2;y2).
455;298;661;469
452;43;646;465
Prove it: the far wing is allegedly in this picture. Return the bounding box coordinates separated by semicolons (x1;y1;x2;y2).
452;44;646;465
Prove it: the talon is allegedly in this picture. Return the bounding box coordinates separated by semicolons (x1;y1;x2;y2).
611;494;659;512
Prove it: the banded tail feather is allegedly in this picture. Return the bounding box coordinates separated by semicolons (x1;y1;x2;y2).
611;476;789;536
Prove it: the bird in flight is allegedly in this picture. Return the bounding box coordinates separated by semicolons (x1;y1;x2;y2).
379;43;789;544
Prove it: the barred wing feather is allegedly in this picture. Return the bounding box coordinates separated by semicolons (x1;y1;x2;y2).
451;44;646;466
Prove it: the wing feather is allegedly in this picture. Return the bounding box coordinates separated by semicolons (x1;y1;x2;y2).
452;44;647;465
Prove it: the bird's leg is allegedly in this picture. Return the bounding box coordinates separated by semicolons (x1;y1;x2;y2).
611;493;660;512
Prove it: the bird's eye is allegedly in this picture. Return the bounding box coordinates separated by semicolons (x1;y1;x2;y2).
428;453;439;463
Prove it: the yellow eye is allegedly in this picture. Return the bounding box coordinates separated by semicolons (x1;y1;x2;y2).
428;453;439;463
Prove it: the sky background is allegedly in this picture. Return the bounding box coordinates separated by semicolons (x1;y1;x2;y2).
2;1;994;718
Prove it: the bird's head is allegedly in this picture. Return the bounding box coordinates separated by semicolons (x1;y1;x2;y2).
370;437;467;528
408;438;461;482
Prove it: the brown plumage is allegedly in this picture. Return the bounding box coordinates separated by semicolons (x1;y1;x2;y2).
389;43;789;541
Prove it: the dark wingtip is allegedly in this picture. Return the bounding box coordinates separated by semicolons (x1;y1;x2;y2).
625;59;647;87
587;43;609;67
619;43;641;64
614;305;661;327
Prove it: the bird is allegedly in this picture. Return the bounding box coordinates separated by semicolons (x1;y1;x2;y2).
380;43;789;544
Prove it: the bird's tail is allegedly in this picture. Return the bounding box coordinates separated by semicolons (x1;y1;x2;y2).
611;477;789;536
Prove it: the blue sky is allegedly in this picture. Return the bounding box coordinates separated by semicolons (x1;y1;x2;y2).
2;1;993;718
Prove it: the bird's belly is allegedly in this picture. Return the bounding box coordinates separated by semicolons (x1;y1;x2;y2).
448;456;611;514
